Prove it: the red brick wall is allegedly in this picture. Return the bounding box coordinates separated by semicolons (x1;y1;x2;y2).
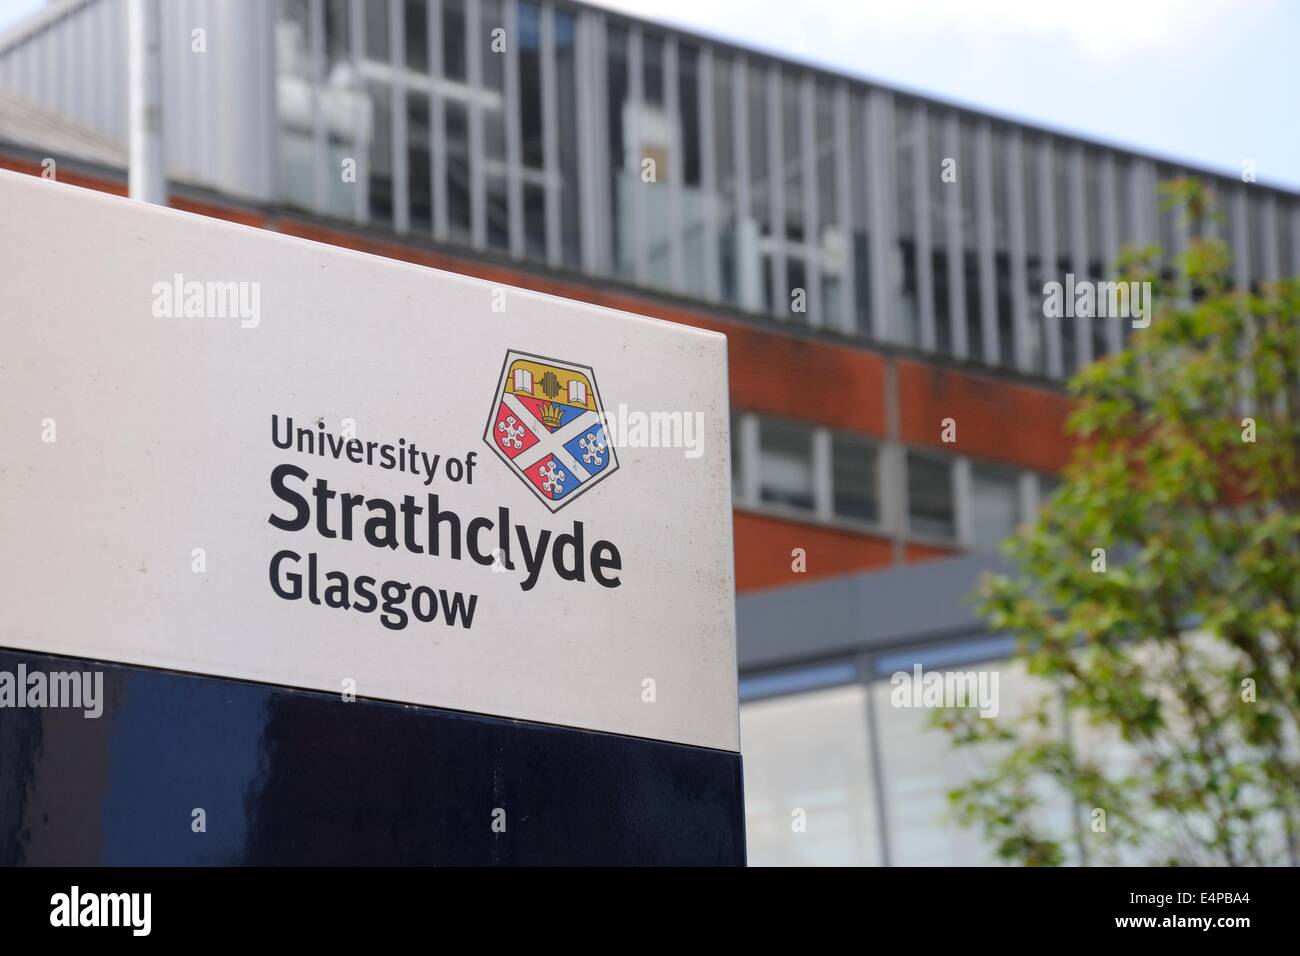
172;196;267;229
896;358;1074;471
733;512;898;591
723;329;887;434
0;155;128;196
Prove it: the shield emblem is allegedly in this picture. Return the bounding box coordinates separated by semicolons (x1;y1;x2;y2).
483;350;619;511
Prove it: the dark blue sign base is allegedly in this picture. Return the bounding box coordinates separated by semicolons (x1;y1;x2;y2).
0;649;745;865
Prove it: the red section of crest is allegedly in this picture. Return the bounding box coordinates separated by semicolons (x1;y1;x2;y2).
492;401;539;460
524;454;566;499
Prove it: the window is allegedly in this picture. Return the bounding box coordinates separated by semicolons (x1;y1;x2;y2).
994;251;1014;364
850;93;873;336
554;11;582;268
959;119;982;360
404;0;429;74
361;0;393;226
991;129;1015;367
1277;198;1296;278
606;26;631;276
1114;157;1135;254
480;0;509;251
364;0;389;60
893;100;920;345
1023;136;1047;374
746;66;771;312
758;419;814;511
518;3;543;170
679;43;707;297
873;661;1071;865
275;0;313;212
1053;145;1076;374
832;434;879;523
778;72;803;321
907;453;954;538
1084;150;1109;361
816;82;841;325
971;465;1019;552
442;0;466;82
407;92;432;233
741;684;882;866
270;0;364;220
780;74;802;245
642;33;671;287
443;0;470;243
931;246;952;354
445;98;471;242
518;1;545;258
366;81;393;225
963;247;983;358
929;116;955;355
679;45;702;188
1089;258;1109;360
1058;249;1077;375
713;54;738;305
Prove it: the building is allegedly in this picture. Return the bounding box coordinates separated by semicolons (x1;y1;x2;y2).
2;0;1296;865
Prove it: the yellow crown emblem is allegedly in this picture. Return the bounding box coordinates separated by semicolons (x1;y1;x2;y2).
539;402;564;430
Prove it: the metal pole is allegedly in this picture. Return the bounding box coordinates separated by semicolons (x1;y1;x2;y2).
127;0;166;203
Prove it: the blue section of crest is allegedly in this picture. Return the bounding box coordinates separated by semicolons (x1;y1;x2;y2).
539;454;579;500
565;424;610;476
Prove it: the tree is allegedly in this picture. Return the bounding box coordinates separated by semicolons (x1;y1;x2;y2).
939;180;1300;866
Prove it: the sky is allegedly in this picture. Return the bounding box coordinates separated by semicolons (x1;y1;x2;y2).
592;0;1299;190
0;0;41;33
1;0;1296;190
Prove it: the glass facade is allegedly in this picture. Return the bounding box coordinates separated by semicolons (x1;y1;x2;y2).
831;433;880;524
906;452;956;539
930;110;957;356
273;0;1298;385
757;418;815;512
732;412;1040;548
742;684;882;866
990;125;1015;368
741;654;1076;866
893;98;920;346
970;464;1020;552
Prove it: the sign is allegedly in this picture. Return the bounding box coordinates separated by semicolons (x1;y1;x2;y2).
0;171;739;753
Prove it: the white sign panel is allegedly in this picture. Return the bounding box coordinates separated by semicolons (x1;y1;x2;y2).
0;171;739;752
